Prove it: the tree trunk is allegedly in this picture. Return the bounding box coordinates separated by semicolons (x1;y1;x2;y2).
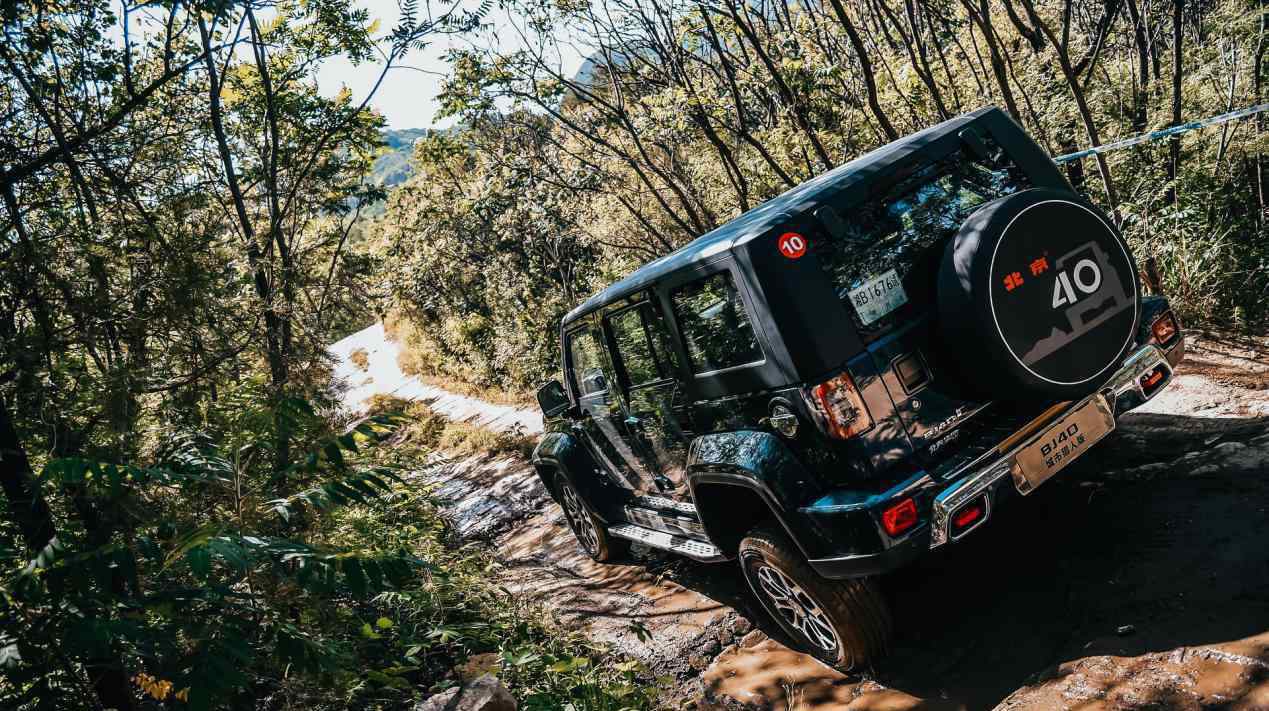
197;16;292;476
1125;0;1150;130
1059;135;1087;191
826;0;900;140
1256;0;1267;222
1167;0;1183;205
1017;0;1121;216
0;399;56;554
961;0;1024;122
727;0;836;170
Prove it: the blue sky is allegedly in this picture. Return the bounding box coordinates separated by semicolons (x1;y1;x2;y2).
314;0;586;130
110;0;584;131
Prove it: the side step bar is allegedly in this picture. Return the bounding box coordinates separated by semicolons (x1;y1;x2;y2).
607;523;727;563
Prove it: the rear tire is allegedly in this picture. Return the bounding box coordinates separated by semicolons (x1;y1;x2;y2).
739;523;891;671
554;472;626;563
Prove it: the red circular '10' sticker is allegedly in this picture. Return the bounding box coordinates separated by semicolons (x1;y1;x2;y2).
778;232;808;259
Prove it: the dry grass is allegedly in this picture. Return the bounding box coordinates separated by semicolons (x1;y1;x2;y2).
415;373;536;409
383;313;535;408
366;394;536;460
350;348;370;372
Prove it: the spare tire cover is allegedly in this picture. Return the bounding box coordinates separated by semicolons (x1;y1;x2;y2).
937;188;1139;401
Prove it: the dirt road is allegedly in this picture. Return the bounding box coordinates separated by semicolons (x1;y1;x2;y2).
331;326;1269;710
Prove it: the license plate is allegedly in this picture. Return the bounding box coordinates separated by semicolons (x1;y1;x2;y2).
1012;396;1114;494
848;269;908;325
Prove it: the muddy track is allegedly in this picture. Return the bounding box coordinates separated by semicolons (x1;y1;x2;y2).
332;327;1269;710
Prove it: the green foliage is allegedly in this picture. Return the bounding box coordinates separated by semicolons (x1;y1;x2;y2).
372;0;1268;398
0;400;420;709
313;463;662;711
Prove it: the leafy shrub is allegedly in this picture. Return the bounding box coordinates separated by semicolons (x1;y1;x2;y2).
1;395;654;709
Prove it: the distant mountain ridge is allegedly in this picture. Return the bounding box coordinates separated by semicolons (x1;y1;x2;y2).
371;127;431;188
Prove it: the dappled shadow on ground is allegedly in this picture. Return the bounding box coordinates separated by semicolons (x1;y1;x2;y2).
685;411;1269;710
487;403;1268;709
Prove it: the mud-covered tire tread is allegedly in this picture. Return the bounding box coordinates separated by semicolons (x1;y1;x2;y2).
553;471;627;563
739;523;892;670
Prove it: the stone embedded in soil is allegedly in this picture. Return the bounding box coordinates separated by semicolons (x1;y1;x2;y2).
416;453;550;542
414;675;516;711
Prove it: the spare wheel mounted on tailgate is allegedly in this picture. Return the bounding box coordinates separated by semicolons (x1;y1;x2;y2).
937;188;1140;401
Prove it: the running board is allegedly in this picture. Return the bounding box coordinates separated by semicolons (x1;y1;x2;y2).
607;523;727;563
633;495;699;516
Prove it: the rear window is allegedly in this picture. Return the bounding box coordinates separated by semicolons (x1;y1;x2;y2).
672;271;763;375
818;141;1032;337
607;303;677;388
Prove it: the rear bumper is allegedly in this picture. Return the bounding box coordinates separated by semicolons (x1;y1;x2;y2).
808;342;1178;579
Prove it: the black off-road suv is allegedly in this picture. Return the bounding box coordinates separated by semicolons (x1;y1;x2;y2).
531;107;1185;669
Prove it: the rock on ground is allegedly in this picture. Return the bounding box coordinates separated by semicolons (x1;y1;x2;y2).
414;675;516;711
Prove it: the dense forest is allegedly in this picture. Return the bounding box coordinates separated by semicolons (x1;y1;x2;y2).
0;0;1264;708
377;0;1268;392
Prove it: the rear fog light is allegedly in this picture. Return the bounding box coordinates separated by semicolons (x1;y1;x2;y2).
1150;312;1179;345
1139;365;1168;396
951;499;985;535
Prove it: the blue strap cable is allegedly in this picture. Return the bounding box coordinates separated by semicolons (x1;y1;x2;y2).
1051;102;1269;164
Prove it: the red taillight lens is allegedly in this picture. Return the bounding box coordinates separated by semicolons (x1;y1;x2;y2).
806;371;873;440
881;498;918;536
953;502;984;530
1151;312;1178;345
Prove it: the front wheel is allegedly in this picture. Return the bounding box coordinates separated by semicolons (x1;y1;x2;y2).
554;472;626;562
739;523;891;670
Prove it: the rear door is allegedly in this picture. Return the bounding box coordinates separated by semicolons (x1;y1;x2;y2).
564;324;656;494
603;296;694;498
813;141;1033;460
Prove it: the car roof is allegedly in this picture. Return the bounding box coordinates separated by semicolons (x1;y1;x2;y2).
562;108;995;325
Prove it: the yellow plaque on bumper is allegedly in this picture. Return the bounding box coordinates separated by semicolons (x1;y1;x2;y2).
1012;395;1115;494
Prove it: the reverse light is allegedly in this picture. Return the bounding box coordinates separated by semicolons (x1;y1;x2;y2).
1150;312;1179;345
881;498;918;537
806;371;873;440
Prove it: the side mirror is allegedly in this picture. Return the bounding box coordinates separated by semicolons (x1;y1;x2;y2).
536;380;572;418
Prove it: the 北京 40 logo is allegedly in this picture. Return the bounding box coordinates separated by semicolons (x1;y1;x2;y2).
1050;258;1103;309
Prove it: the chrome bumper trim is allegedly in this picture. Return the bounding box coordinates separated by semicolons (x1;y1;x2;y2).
930;345;1173;549
1101;343;1175;415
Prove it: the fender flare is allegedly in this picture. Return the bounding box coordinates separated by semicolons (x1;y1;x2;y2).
530;431;622;522
686;430;820;557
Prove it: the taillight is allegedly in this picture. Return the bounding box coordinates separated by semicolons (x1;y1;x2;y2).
1150;312;1179;345
881;498;918;536
805;371;873;440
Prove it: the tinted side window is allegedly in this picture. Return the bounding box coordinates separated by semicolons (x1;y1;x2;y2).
609;307;660;387
672;272;762;374
567;329;608;396
608;303;679;388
